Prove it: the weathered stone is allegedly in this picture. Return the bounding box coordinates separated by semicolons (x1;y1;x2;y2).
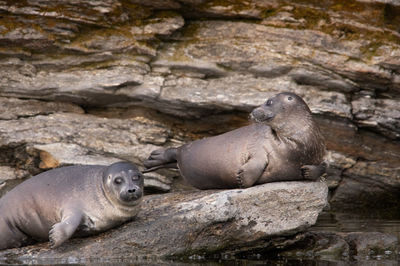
352;96;400;140
278;232;350;260
289;68;358;93
0;66;146;106
324;151;356;190
0;166;29;198
31;143;122;169
330;160;400;210
0;181;328;261
0;97;83;120
277;231;398;261
143;172;172;193
343;232;398;258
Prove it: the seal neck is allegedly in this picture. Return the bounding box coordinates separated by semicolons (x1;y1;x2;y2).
273;114;325;162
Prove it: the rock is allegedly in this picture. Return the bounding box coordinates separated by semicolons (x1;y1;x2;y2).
343;232;398;259
0;181;328;261
316;116;400;209
330;160;400;210
276;231;398;261
31;143;122;169
0;97;84;120
0;166;29;198
278;232;350;260
0;111;167;164
143;172;172;193
352;96;400;140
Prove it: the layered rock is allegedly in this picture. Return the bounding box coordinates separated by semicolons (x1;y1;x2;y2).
0;0;399;211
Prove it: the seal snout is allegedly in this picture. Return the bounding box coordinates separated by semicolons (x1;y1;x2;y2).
250;107;275;123
121;185;142;202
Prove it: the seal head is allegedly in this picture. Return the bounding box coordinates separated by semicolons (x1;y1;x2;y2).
250;92;323;158
250;92;311;125
103;162;143;206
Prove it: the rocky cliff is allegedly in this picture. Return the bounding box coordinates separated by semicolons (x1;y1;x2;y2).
0;0;399;211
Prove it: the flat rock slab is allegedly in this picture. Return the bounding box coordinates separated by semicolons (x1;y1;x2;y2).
0;181;327;264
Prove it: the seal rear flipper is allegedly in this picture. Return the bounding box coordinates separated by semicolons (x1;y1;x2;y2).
301;161;328;181
237;152;268;188
143;147;178;172
49;209;83;248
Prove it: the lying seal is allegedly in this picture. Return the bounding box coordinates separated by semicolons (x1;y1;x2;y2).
144;92;326;189
0;161;143;250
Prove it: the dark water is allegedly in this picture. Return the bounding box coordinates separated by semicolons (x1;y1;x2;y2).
310;211;400;240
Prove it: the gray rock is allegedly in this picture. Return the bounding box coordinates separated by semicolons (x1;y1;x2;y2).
31;143;122;169
0;112;167;163
343;232;399;258
143;172;172;193
0;97;83;120
0;181;328;261
278;231;398;261
352;96;400;140
0;166;29;198
330;160;400;210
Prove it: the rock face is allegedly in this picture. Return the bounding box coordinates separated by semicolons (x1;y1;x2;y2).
0;0;399;211
0;181;328;263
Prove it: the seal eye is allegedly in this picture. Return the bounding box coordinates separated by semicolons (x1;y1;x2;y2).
288;96;293;101
266;100;272;106
132;175;139;181
114;177;123;185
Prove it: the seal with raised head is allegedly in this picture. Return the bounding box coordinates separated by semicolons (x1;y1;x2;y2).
0;161;143;250
143;92;326;189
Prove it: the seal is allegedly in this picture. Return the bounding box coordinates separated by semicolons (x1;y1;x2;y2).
143;92;326;189
0;161;143;250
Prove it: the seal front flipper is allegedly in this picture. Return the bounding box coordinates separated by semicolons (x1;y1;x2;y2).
49;208;83;248
236;151;268;188
301;161;327;181
143;147;178;172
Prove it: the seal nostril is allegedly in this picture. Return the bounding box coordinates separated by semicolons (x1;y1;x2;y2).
128;189;136;193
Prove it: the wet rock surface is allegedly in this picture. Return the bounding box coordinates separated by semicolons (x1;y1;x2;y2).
275;231;398;261
0;181;328;262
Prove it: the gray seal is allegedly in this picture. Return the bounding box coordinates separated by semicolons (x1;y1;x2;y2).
0;161;143;250
144;92;326;189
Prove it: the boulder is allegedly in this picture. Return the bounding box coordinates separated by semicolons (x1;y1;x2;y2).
0;181;328;263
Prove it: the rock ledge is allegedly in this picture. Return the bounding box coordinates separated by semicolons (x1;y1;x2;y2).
0;181;328;263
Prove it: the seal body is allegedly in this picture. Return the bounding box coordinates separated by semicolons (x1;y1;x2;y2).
144;92;326;189
177;124;270;189
0;162;143;250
